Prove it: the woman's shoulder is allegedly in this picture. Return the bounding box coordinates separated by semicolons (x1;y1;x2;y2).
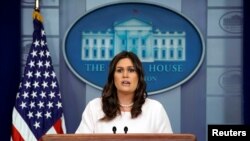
87;97;102;107
90;97;101;102
144;98;164;108
145;98;162;104
142;98;166;114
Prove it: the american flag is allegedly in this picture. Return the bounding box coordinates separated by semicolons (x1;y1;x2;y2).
11;10;65;141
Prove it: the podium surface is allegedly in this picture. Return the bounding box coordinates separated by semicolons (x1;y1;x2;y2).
41;133;196;141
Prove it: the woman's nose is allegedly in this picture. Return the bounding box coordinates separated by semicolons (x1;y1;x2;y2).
122;70;128;77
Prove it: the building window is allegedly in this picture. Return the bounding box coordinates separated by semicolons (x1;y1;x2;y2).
142;49;146;58
178;39;182;46
93;48;97;58
85;39;89;45
162;39;165;45
141;39;146;46
85;48;89;58
178;48;183;59
101;48;105;58
154;39;157;45
94;39;97;45
132;39;136;45
170;39;173;45
109;49;113;58
102;39;105;45
170;48;174;58
154;48;158;59
110;39;113;45
162;49;166;59
122;39;126;45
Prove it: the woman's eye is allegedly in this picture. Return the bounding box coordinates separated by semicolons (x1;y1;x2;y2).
116;69;122;73
128;68;135;72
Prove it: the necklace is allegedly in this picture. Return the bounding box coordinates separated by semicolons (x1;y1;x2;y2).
119;103;134;108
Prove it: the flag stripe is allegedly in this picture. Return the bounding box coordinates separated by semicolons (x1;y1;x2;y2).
12;108;37;141
53;117;64;133
12;125;24;141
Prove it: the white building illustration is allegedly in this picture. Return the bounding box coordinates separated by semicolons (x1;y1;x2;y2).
81;18;186;62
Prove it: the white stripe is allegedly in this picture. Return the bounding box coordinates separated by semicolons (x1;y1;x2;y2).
46;126;56;134
61;114;67;133
12;108;37;141
45;115;66;134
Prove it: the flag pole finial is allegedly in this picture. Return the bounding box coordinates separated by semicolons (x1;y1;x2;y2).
35;0;39;11
33;0;43;22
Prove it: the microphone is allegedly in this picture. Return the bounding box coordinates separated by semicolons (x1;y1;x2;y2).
112;126;117;134
124;126;128;134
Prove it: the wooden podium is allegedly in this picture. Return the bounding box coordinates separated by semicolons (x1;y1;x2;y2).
41;133;196;141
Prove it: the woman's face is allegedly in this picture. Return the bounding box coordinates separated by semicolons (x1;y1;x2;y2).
114;58;139;95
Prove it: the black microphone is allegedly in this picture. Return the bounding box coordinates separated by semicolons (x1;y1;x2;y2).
112;126;117;134
124;126;128;134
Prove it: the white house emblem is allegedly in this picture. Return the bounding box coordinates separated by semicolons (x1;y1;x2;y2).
63;2;205;95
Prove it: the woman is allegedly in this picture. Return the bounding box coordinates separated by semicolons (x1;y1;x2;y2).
75;51;173;133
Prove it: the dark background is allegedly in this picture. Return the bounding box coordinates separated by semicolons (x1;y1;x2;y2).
0;1;21;140
243;0;250;125
0;0;249;141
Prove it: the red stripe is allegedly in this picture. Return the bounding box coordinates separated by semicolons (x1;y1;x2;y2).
53;118;64;134
12;125;24;141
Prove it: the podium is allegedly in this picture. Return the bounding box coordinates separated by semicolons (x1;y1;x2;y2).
41;133;196;141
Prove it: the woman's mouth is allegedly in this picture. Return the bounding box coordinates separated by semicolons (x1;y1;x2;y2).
121;80;130;86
